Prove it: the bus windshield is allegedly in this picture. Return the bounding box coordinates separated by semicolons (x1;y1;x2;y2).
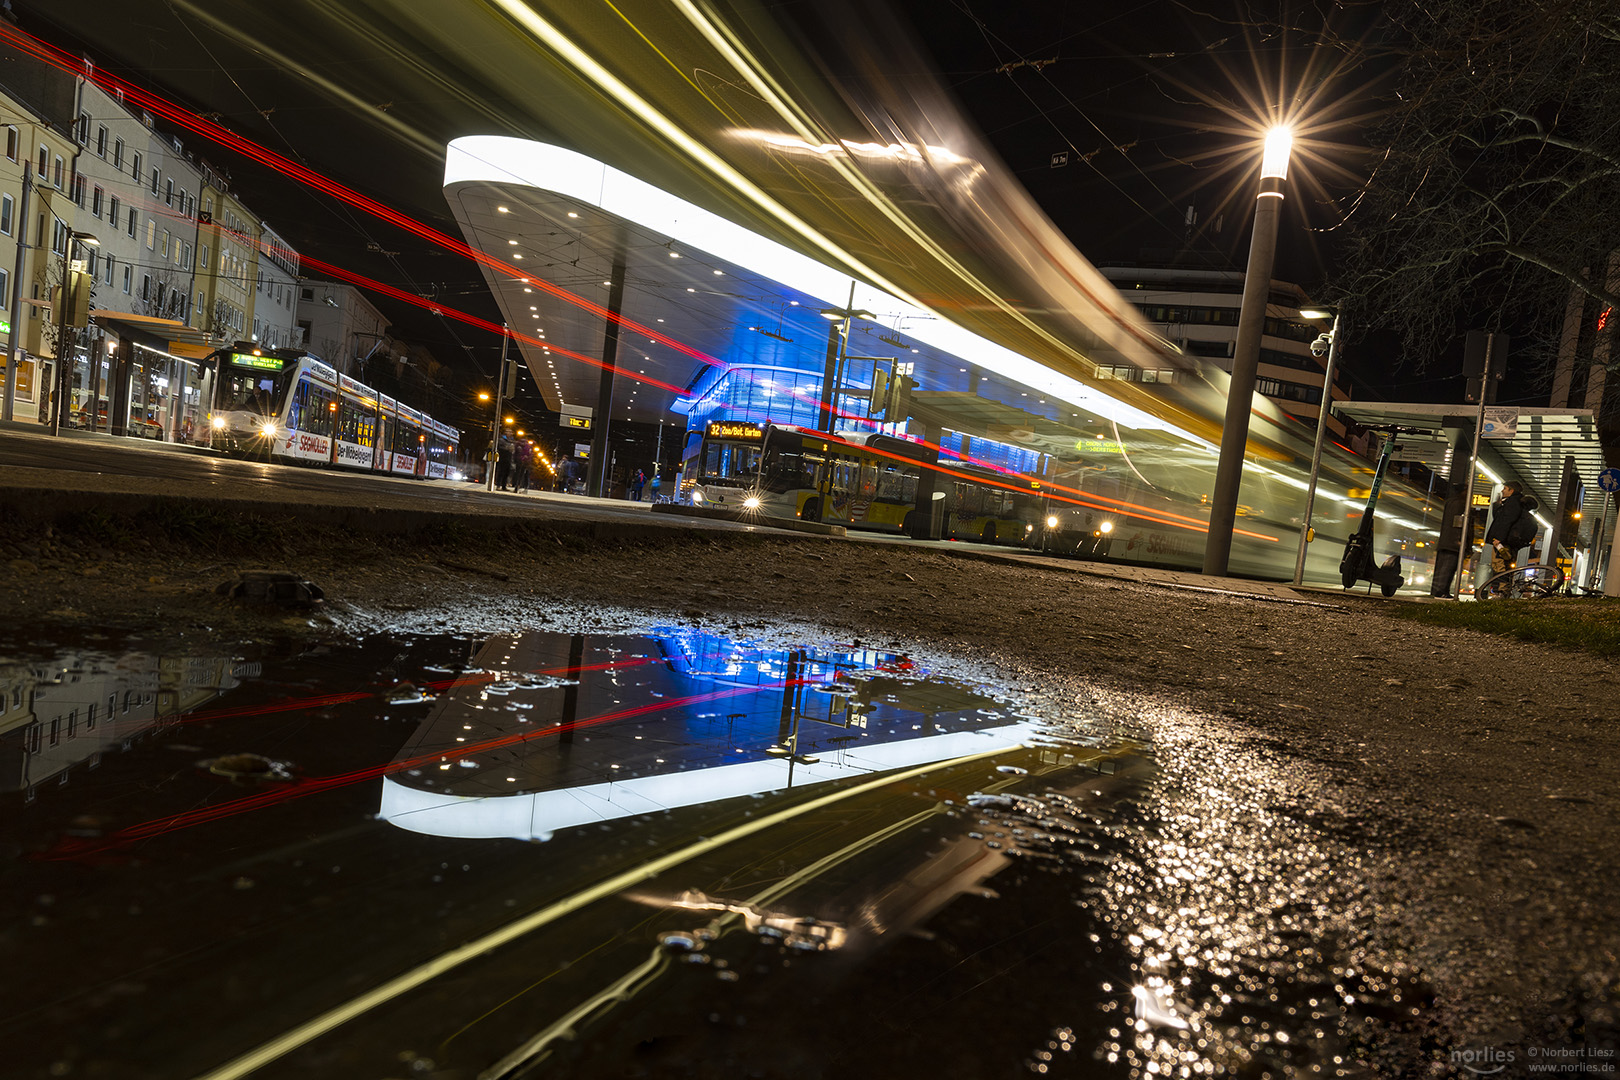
700;441;761;484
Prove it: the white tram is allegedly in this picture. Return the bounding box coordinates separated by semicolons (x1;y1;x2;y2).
207;343;461;479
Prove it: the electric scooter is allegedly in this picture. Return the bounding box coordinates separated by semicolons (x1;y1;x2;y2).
1338;428;1410;597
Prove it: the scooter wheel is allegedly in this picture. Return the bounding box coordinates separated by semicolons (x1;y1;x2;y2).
1340;568;1358;589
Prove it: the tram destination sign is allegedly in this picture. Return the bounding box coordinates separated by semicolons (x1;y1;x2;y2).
229;352;287;372
706;420;764;441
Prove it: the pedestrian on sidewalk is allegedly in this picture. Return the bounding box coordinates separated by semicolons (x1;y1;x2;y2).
1484;481;1533;572
630;469;645;501
649;471;662;502
513;440;534;494
495;438;513;491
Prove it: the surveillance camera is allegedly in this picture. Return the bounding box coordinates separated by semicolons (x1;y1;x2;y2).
1310;334;1331;357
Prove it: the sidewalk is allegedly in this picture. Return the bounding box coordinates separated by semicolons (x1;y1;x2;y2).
0;424;1409;607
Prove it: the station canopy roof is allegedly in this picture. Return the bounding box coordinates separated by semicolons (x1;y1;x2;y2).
1335;401;1610;506
441;136;1203;448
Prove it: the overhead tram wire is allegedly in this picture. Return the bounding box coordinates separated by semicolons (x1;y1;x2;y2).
948;0;1230;261
157;0;523;376
0;25;727;372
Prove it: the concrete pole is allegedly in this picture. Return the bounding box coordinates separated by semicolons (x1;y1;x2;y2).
1204;164;1287;576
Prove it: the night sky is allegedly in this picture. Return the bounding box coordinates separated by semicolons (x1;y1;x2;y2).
22;0;1438;409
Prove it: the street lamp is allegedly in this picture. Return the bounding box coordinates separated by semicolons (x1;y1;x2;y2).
1292;305;1342;585
50;230;100;436
1204;126;1292;576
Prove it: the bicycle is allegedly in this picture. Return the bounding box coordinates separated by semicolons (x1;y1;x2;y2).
1477;562;1565;600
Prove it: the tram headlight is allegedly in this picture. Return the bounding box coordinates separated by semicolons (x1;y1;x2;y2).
260;422;278;438
1099;520;1114;534
1045;514;1060;529
743;495;762;510
691;489;704;504
211;416;226;430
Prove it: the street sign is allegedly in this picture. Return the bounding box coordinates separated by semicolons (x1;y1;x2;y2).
1598;468;1620;494
1481;407;1519;439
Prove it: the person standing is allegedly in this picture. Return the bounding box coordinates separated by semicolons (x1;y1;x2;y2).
495;438;513;492
630;469;645;501
1430;482;1468;598
649;471;662;502
513;440;534;494
1484;481;1527;573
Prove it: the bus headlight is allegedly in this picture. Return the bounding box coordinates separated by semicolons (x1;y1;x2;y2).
212;416;227;430
691;489;704;504
260;422;278;438
1045;514;1060;529
743;495;761;510
1099;520;1114;534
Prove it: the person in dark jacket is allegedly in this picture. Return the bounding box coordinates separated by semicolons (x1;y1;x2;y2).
495;438;513;492
1484;482;1532;571
1431;481;1468;598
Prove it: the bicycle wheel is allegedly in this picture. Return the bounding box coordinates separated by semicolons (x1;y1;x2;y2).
1479;564;1565;599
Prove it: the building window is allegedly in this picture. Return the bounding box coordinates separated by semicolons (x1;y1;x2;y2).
131;150;141;181
76;113;90;144
0;267;8;307
36;144;46;178
127;207;137;238
160;230;170;258
53;155;64;187
108;196;120;229
113;137;123;168
146;219;155;249
51;219;68;256
96;125;107;157
200;244;209;269
141;273;150;301
72;174;86;208
92;185;103;218
85;249;98;278
150;167;159;196
0;193;11;236
165;178;173;205
104;255;114;287
122;265;131;294
4;126;15;161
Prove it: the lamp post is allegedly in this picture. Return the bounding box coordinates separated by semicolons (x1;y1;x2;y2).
484;326;510;492
50;230;100;437
1292;306;1342;585
1204;126;1292;576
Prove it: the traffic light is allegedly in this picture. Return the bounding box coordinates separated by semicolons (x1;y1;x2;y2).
869;368;890;414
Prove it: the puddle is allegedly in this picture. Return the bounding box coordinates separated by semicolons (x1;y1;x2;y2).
0;628;1426;1079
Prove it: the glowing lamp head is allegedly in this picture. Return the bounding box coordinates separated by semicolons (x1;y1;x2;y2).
691;489;704;504
1100;520;1114;534
1045;514;1060;529
211;416;226;430
260;422;278;438
743;495;762;510
1260;126;1293;181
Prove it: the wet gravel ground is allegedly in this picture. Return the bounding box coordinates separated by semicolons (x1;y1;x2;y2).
6;515;1618;1074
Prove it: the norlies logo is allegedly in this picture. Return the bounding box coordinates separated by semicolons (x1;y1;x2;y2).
1453;1047;1515;1074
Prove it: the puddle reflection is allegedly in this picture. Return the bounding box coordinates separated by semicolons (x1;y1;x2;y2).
380;628;1037;840
0;650;258;802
